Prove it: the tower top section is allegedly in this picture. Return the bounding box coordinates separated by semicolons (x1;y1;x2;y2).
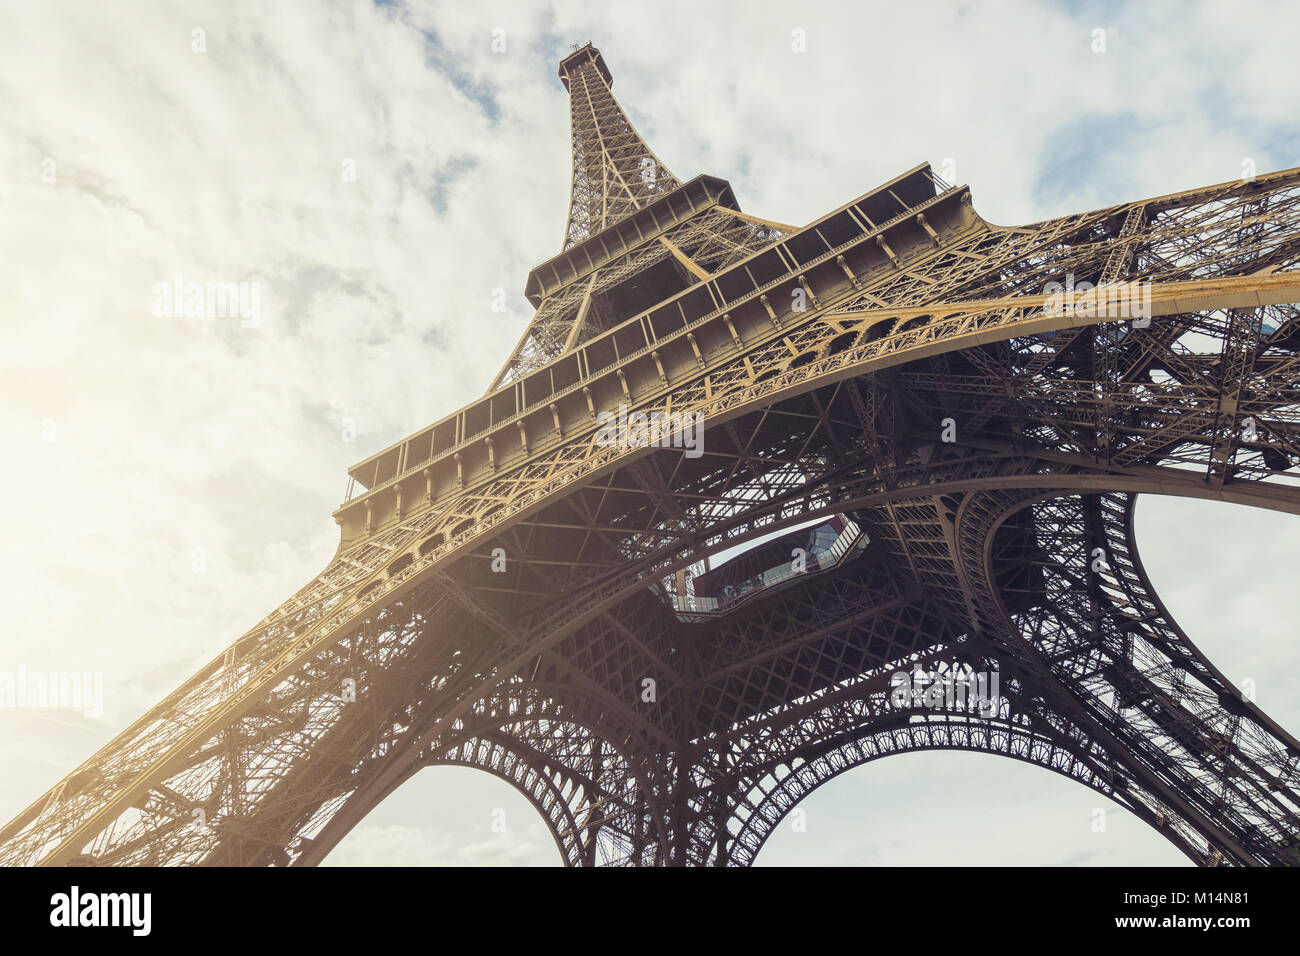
559;43;612;90
556;44;681;251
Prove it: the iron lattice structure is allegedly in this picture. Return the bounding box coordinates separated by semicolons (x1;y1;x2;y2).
6;44;1300;867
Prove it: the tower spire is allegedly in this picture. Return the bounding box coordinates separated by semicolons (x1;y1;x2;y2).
486;44;794;392
557;44;680;250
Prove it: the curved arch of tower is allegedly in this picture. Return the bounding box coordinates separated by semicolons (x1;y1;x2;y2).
4;43;1300;867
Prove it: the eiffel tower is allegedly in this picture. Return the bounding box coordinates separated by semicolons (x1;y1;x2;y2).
6;43;1300;868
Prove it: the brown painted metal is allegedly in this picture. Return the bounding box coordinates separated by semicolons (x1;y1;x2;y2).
5;44;1300;867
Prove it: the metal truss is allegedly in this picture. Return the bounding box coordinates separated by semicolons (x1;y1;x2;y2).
4;45;1300;867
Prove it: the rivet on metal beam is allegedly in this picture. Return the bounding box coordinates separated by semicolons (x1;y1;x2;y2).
797;274;820;308
454;452;465;488
722;313;742;348
517;419;528;454
876;234;901;268
687;332;705;367
915;213;941;246
651;350;668;385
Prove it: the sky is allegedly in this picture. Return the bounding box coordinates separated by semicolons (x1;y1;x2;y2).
1;0;1298;866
